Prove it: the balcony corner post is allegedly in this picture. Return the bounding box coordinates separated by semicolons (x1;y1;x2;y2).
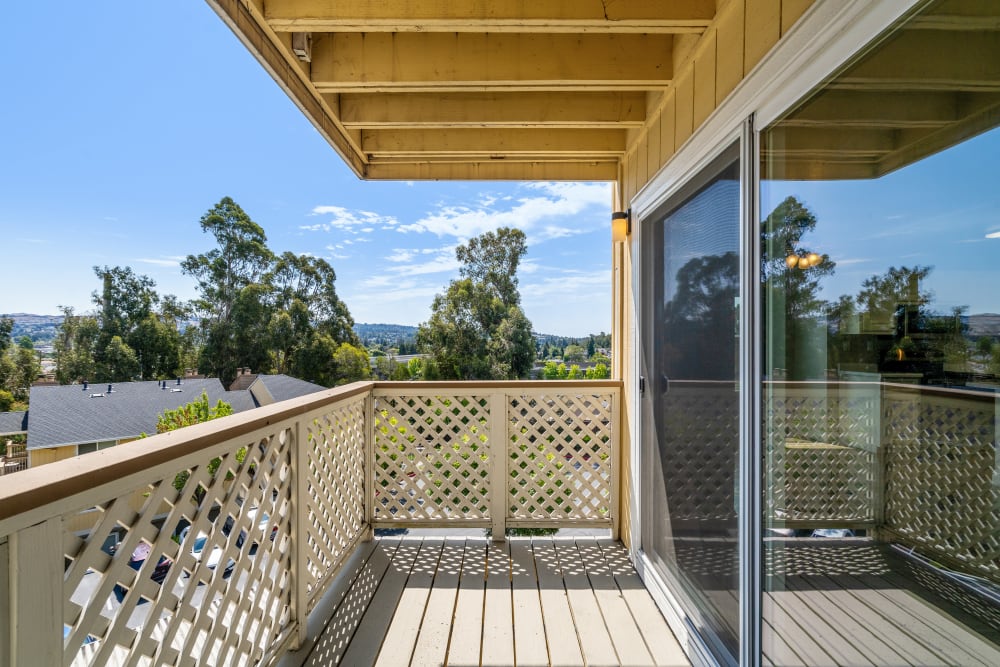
365;389;376;541
8;518;62;667
611;387;622;541
489;390;508;542
291;417;309;650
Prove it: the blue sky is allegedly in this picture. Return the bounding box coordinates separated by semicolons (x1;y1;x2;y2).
0;2;612;337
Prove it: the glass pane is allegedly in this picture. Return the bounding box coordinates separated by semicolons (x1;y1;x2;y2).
761;2;1000;664
641;143;740;664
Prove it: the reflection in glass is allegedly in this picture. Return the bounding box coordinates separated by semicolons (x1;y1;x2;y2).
641;144;740;665
761;2;1000;664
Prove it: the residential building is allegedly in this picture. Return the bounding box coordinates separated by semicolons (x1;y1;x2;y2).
2;1;998;666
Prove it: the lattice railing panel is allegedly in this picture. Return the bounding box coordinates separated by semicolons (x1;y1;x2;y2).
373;394;491;522
883;393;1000;581
507;392;613;521
302;396;367;610
62;426;295;667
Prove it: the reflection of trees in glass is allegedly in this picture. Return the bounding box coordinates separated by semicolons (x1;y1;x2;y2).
831;265;971;380
761;197;835;379
662;252;739;380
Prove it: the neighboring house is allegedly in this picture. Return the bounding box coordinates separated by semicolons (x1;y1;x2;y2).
0;374;326;469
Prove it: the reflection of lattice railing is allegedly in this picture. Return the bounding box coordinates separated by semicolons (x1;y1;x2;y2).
765;384;880;525
882;388;1000;581
766;382;1000;583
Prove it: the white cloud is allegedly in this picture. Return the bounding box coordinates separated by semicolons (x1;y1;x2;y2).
400;182;611;238
135;256;185;267
302;205;399;232
986;231;1000;239
832;257;871;266
386;249;416;263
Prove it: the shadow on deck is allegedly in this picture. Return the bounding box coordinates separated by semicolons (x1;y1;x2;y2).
280;537;689;667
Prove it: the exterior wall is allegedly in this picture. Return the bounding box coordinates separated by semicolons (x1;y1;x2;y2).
28;445;78;468
619;0;813;205
612;0;815;552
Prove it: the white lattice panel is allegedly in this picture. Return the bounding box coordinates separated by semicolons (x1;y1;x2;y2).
507;393;613;522
302;397;367;610
62;427;295;667
373;394;491;522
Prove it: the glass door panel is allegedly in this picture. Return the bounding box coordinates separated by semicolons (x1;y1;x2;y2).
641;142;741;665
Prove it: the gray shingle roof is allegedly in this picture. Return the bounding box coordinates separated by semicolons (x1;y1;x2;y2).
0;410;27;435
251;374;327;404
26;379;258;449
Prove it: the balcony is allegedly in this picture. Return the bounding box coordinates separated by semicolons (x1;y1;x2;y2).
0;380;692;666
3;379;999;666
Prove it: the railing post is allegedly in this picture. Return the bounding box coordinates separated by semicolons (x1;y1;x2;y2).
8;518;62;667
365;390;376;541
611;388;621;541
489;391;508;542
291;417;308;650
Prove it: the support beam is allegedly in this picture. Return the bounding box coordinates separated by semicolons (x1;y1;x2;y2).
361;128;626;156
337;92;647;128
310;33;673;93
265;0;714;33
778;90;965;129
364;159;619;181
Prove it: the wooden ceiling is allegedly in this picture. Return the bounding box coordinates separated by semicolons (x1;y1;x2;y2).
765;0;1000;180
207;0;717;180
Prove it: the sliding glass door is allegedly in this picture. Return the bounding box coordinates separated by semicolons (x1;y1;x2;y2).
640;143;741;665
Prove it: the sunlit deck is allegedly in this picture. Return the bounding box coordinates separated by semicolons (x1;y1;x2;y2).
283;536;687;667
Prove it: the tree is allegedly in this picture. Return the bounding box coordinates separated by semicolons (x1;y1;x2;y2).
183;198;274;383
147;391;237;493
586;363;610;379
418;228;535;380
54;306;100;384
9;342;40;399
564;344;587;363
100;335;140;382
761;197;836;379
331;342;371;385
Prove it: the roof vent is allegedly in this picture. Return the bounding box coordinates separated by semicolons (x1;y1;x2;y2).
107;384;114;393
90;393;105;398
82;381;88;391
176;377;182;385
170;388;183;393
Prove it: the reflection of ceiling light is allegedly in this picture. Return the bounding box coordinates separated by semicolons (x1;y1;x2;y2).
785;251;823;269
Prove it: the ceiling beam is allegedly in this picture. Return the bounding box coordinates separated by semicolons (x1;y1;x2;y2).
310;33;673;93
361;128;626;157
364;159;619;181
337;92;647;129
265;0;714;33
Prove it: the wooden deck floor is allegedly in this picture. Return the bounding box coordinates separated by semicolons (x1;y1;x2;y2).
761;540;1000;667
282;537;690;667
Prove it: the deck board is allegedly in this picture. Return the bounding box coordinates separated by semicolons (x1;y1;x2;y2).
510;540;549;667
532;539;586;667
445;540;487;667
410;540;465;667
375;539;444;667
481;541;515;667
293;537;1000;667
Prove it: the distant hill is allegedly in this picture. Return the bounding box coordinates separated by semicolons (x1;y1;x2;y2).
2;313;64;346
354;323;419;347
968;313;1000;337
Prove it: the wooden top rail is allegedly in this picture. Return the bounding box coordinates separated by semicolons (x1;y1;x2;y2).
0;381;375;532
374;379;624;391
